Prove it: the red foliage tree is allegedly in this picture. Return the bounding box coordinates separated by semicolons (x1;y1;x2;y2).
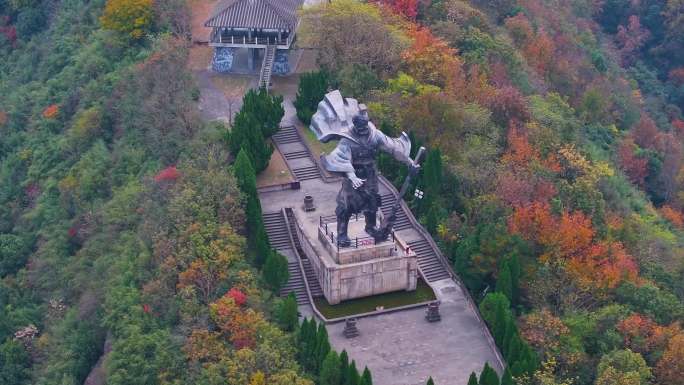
376;0;418;19
660;205;684;228
227;287;247;307
0;110;7;126
615;15;651;66
524;27;555;75
42;104;59;119
154;166;180;183
402;26;463;88
631;115;660;151
618;138;649;187
504;13;534;46
486;87;531;126
509;203;638;289
669;67;684;86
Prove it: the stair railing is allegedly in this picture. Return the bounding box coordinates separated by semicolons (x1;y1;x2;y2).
282;208;327;322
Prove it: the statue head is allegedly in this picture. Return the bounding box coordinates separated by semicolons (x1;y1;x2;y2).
352;113;370;136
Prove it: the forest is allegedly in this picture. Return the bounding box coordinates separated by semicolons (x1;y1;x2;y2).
0;0;683;385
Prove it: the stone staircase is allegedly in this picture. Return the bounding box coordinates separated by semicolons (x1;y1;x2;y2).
272;125;300;144
408;238;450;282
379;192;450;282
379;193;414;231
286;208;323;298
263;211;292;250
259;45;276;90
302;258;323;297
262;211;308;305
272;126;321;181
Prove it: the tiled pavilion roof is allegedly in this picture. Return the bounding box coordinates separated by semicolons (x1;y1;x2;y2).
205;0;303;30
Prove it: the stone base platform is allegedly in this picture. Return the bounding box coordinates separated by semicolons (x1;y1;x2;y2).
303;215;418;304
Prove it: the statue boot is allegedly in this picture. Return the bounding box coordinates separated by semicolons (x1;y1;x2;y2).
337;218;351;247
364;211;379;239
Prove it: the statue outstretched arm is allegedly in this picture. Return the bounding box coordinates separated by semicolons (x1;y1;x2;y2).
321;139;366;189
375;130;413;166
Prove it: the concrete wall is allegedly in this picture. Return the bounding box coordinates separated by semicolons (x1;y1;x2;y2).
293;213;418;304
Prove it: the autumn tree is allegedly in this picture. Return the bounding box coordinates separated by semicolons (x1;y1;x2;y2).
655;333;684;385
615;15;650;66
596;349;652;385
100;0;155;39
299;0;409;77
402;27;463;88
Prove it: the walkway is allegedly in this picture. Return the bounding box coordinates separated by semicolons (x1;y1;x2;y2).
257;90;504;385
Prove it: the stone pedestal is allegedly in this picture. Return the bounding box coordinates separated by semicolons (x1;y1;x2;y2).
308;215;418;305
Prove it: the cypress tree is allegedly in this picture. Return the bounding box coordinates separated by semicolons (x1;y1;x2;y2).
479;293;511;331
348;360;360;385
493;298;508;347
478;363;500;385
360;367;373;385
303;318;317;371
506;334;521;365
278;292;298;331
339;350;350;385
496;260;513;303
508;253;521;300
230;111;272;172
502;316;517;360
253;224;271;267
500;367;514;385
520;343;538;374
320;350;342;385
315;323;331;373
263;251;289;292
426;376;435;385
241;88;284;138
294;70;329;125
467;372;479;385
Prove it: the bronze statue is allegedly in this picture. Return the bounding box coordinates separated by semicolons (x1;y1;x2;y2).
310;91;422;246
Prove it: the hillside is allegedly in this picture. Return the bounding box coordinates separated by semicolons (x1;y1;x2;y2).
0;1;683;385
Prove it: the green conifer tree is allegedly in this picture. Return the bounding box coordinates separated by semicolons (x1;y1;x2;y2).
478;363;500;385
467;372;479;385
339;350;350;385
263;251;289;292
294;71;329;125
230;111;272;172
278;292;298;331
502;316;517;360
320;350;342;385
508;253;521;300
426;376;435;385
348;360;361;385
506;334;521;365
496;260;514;302
500;367;514;385
360;367;373;385
493;297;508;347
315;324;331;373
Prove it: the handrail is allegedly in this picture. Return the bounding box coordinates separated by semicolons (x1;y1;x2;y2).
282;207;327;322
377;175;506;372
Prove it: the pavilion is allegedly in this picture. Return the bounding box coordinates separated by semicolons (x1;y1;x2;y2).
205;0;304;77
